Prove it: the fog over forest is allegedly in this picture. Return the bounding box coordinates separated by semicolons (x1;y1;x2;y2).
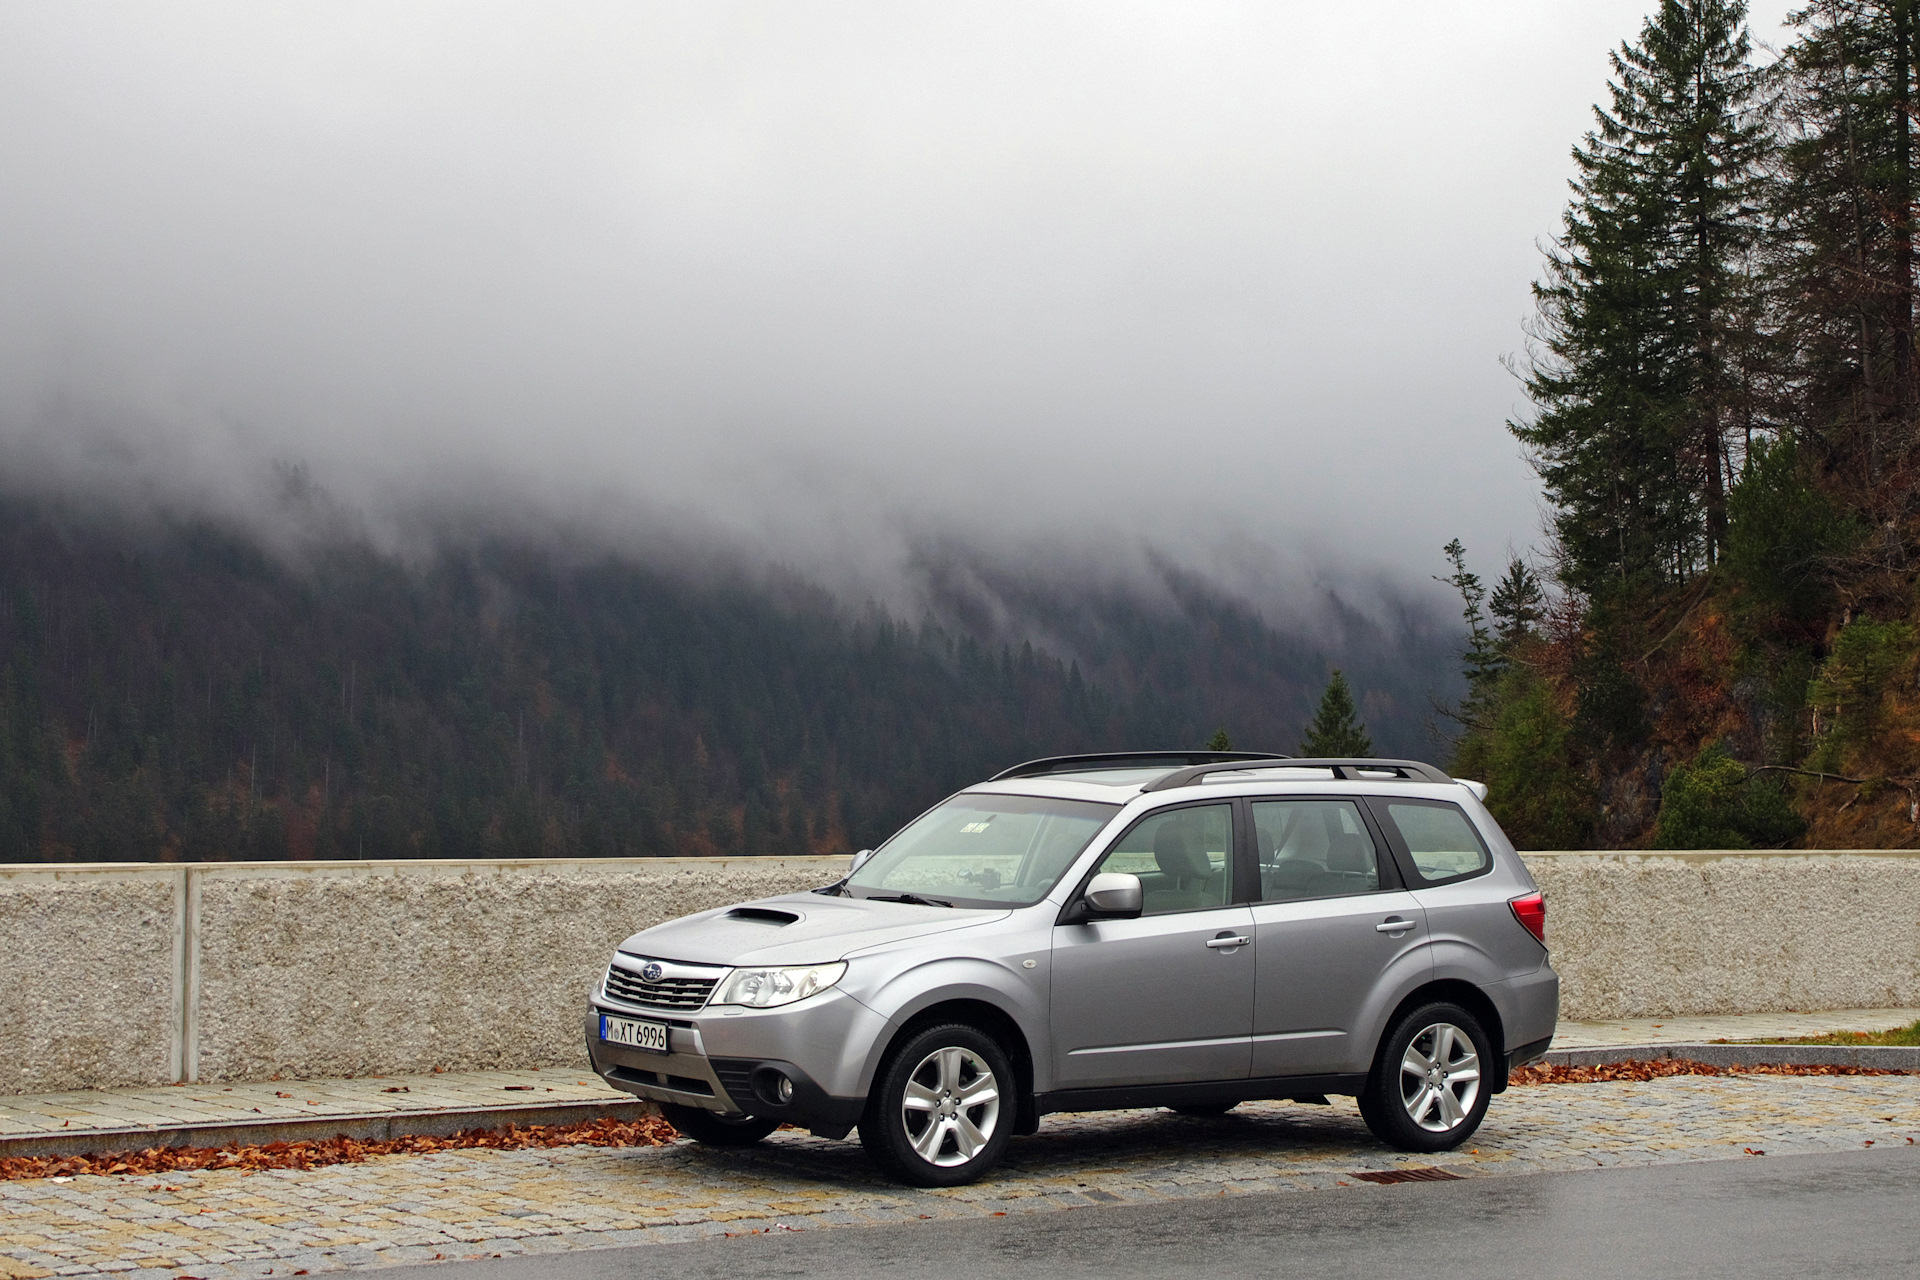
0;3;1806;859
0;1;1796;610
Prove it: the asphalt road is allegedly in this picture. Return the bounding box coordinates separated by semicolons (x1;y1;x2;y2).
384;1145;1920;1280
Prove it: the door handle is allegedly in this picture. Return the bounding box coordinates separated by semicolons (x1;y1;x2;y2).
1376;919;1416;933
1206;935;1251;949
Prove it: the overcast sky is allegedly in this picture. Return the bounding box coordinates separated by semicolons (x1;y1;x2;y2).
0;1;1798;613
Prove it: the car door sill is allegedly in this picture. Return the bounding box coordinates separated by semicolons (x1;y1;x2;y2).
1035;1073;1369;1116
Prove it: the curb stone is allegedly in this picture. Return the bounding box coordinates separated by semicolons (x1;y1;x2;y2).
1539;1042;1920;1070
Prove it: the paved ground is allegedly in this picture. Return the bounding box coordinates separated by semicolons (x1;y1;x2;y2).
384;1145;1920;1280
3;1071;1917;1279
8;1007;1913;1157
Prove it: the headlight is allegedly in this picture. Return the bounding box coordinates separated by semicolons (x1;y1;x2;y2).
713;962;847;1009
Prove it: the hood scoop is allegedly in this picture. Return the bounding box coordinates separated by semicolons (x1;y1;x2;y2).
725;906;801;926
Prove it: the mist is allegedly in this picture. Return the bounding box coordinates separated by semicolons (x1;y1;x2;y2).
0;1;1800;622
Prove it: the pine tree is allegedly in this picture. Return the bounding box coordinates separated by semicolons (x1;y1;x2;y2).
1774;1;1920;522
1206;728;1233;751
1488;559;1547;653
1300;671;1373;758
1513;0;1771;595
1439;539;1502;723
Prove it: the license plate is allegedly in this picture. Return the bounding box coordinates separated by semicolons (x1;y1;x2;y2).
600;1014;669;1054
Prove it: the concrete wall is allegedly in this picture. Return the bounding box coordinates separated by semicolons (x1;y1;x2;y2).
1526;850;1920;1023
3;850;1918;1094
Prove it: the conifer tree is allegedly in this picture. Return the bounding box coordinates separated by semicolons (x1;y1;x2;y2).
1489;559;1547;652
1300;670;1373;758
1514;0;1771;595
1774;1;1920;520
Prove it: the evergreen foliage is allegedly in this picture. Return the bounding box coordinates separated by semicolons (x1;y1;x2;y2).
1299;670;1373;757
0;500;1444;862
1513;0;1770;597
1653;741;1806;847
1450;669;1593;850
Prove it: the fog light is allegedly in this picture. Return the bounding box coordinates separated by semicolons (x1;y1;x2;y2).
754;1068;796;1106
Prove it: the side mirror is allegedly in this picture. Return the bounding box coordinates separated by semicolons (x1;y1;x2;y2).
848;848;876;876
1081;872;1142;919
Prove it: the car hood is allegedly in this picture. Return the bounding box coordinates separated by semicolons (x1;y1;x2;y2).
617;892;1010;967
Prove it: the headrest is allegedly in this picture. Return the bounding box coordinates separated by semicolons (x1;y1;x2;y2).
1154;826;1212;879
1324;832;1372;874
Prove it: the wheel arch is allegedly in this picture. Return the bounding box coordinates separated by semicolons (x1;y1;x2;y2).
1381;979;1511;1093
877;998;1041;1136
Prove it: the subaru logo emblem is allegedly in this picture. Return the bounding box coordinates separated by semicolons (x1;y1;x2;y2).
640;962;664;983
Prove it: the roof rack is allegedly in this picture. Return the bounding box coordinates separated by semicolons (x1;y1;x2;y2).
1141;757;1454;792
989;751;1289;782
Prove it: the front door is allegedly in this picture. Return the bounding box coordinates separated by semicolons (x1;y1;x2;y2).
1247;797;1430;1077
1050;801;1255;1088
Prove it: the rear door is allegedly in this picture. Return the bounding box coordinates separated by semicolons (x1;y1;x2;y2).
1050;800;1255;1088
1247;796;1429;1077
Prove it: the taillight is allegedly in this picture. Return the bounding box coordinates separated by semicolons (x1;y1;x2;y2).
1509;892;1547;945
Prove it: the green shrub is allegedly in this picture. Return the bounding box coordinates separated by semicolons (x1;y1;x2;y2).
1653;741;1805;849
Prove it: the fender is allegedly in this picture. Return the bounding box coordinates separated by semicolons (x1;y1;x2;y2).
1333;939;1440;1075
848;953;1052;1096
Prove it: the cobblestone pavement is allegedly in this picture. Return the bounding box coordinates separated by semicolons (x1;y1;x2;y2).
1554;1006;1920;1049
3;1073;1918;1279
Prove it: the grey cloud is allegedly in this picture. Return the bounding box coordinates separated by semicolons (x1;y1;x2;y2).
0;0;1801;616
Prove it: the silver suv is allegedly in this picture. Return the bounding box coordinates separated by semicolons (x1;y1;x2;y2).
586;753;1558;1186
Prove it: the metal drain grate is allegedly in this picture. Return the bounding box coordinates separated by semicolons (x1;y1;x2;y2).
1352;1167;1464;1184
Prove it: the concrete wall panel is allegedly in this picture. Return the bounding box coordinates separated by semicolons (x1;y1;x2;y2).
0;866;179;1093
1527;851;1920;1020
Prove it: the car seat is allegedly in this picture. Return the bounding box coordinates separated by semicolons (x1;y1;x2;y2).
1147;826;1220;911
1306;831;1377;896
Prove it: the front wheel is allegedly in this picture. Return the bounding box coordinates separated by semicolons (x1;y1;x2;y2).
860;1023;1014;1187
1358;1002;1493;1153
659;1103;781;1146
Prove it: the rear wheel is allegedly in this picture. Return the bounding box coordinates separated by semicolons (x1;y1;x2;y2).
660;1103;780;1146
1358;1001;1492;1153
860;1023;1014;1187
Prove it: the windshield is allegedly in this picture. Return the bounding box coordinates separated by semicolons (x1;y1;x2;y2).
848;792;1120;908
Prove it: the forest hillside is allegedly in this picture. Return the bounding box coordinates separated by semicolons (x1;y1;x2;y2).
1451;0;1920;851
0;499;1449;863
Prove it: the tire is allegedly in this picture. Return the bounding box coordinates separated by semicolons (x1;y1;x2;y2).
1358;1001;1493;1153
659;1102;781;1147
860;1023;1015;1187
1170;1102;1237;1116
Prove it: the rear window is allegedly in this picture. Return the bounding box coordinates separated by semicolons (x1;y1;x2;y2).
1382;801;1490;883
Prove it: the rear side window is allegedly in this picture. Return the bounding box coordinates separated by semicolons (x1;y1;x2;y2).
1381;801;1490;884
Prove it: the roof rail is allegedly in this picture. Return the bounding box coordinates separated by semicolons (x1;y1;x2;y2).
989;751;1289;782
1141;757;1454;792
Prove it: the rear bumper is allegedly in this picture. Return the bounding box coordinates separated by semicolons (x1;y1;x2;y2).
584;1007;867;1139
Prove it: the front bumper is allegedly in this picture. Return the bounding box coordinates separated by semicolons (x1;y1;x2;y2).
585;993;877;1140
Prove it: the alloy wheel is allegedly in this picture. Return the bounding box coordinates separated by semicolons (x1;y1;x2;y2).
900;1045;1002;1166
1398;1021;1482;1132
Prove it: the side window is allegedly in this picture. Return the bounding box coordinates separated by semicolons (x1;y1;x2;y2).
1090;803;1233;915
1382;801;1491;883
1251;800;1381;901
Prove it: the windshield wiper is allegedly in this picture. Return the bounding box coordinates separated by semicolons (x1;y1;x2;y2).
866;892;954;908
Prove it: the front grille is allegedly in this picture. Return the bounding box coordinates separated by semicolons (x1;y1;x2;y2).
604;963;719;1011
